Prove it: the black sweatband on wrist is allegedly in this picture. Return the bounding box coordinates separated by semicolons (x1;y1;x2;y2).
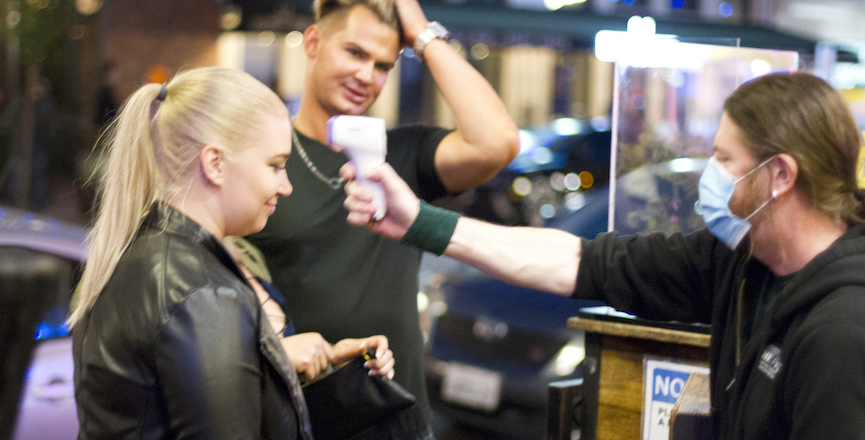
399;200;460;255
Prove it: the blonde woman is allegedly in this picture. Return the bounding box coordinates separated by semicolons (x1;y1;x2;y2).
68;67;352;439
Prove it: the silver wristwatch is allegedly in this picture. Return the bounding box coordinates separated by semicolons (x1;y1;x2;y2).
413;21;450;62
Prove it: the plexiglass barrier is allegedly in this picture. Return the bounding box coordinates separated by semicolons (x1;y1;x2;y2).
609;41;798;235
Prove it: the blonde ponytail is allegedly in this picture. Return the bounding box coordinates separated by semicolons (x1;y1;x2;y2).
68;83;164;326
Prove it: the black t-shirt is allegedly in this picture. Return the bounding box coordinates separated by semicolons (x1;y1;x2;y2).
247;125;451;415
748;269;796;341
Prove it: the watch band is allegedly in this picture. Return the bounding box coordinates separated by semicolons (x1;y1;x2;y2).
413;21;450;62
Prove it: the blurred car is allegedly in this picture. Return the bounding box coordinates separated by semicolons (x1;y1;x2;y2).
420;264;602;438
0;205;85;440
419;129;611;439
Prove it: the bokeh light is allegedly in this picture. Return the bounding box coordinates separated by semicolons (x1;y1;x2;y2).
448;39;462;54
550;172;566;192
76;0;103;15
563;173;581;191
512;176;533;197
565;192;587;211
284;31;303;48
579;171;594;189
258;31;275;47
221;5;242;31
470;43;490;61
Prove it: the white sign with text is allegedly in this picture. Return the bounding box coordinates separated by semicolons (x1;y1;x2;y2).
642;358;710;440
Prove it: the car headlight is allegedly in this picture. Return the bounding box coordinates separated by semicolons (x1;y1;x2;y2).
553;335;585;376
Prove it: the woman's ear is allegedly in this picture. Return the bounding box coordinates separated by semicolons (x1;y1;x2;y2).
200;145;225;187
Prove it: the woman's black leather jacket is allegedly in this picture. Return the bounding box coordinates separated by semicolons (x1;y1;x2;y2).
73;204;312;439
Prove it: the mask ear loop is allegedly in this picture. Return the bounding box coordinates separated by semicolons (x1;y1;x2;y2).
735;155;778;184
744;195;775;221
740;157;780;221
744;163;780;222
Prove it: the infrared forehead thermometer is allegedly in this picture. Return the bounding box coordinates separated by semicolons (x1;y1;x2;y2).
327;115;387;220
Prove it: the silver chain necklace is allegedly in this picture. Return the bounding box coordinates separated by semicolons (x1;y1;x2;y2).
291;128;345;190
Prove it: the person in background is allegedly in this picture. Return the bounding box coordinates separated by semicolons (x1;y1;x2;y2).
246;0;520;430
68;66;386;439
94;62;120;128
342;72;865;440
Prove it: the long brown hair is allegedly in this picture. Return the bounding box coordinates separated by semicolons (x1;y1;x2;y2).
724;72;864;225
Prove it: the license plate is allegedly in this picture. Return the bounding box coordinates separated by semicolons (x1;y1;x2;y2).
441;362;502;412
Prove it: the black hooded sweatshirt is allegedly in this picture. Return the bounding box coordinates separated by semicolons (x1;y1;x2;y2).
575;223;865;440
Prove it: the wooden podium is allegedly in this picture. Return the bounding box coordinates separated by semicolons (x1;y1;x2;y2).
567;310;711;440
669;372;712;440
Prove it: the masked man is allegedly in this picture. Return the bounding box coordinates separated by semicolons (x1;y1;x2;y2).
343;72;865;440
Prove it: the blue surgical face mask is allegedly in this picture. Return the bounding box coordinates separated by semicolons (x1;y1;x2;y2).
696;156;776;249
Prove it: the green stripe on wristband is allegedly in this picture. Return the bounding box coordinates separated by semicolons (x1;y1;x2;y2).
399;201;460;255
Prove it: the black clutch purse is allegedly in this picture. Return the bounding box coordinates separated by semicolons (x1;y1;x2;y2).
301;350;416;440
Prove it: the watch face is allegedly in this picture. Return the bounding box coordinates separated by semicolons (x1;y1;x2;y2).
414;22;450;58
428;22;449;39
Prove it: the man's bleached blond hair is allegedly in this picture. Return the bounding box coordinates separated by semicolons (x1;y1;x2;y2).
313;0;405;45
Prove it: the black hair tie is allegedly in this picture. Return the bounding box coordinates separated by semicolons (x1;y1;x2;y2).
150;83;168;120
156;82;167;102
856;189;865;202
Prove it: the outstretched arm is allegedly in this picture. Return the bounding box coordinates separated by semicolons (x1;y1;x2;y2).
446;216;581;296
342;162;581;296
396;0;520;192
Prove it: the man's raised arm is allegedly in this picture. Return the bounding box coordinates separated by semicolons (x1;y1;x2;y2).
396;0;520;192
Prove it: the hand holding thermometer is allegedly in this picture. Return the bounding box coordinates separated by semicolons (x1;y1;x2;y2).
327;115;387;220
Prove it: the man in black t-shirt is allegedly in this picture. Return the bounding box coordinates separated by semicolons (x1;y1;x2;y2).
246;0;520;429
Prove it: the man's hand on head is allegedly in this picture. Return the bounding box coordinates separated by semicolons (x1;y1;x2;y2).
393;0;429;45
